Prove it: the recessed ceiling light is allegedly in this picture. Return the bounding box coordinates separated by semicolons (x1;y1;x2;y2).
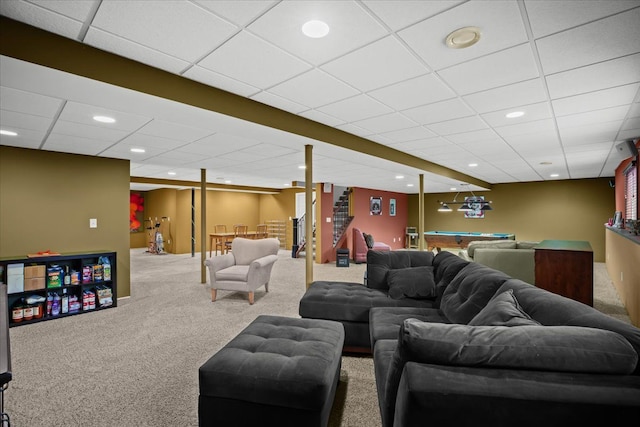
283;183;290;187
298;165;306;169
395;175;404;180
0;129;18;136
224;180;232;184
445;26;481;49
93;115;116;123
168;171;176;176
130;148;146;153
505;111;525;119
450;187;457;191
302;20;329;38
407;184;414;187
468;163;478;167
550;173;559;178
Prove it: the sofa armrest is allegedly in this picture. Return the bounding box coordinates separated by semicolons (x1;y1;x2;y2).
473;248;534;284
394;363;640;426
246;254;279;289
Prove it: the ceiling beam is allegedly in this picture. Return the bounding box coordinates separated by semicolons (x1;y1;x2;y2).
1;16;491;190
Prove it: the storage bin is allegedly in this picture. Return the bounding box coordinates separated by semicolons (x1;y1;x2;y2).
336;249;349;267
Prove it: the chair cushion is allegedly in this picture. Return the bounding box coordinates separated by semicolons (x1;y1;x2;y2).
232;237;279;265
215;265;249;281
363;233;374;249
387;266;436;300
468;289;540;327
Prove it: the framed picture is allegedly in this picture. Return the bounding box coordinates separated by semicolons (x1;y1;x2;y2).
389;198;396;216
464;196;485;219
370;197;382;215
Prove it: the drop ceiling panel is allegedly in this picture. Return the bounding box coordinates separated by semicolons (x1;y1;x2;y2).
48;120;129;142
91;1;238;63
0;0;86;39
136;120;213;143
481;102;552;128
428;116;488;136
446;129;500;144
536;8;640;74
321;36;428;92
44;133;114;156
267;69;359;108
317;94;392;123
0;127;45;149
0;110;52;132
198;31;311;88
552;83;639;117
298;110;345;127
194;0;277;27
250;92;308;114
559;121;623;146
363;0;465;31
398;0;528;70
494;118;557;138
183;66;260;98
84;28;190;75
438;44;539;95
379;126;436;143
545;54;640;100
0;86;63;118
556;105;632;129
462;79;547;114
352;112;419;134
368;73;455;111
404;98;474;125
59;101;152;132
247;0;388;65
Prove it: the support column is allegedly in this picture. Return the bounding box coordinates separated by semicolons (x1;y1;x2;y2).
305;145;313;289
201;168;207;284
418;174;425;251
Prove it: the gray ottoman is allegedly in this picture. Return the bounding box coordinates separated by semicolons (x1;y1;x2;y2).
198;315;345;427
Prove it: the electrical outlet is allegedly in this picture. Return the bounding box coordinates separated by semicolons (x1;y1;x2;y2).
89;218;97;228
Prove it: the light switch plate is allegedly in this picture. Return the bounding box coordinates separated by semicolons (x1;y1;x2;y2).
89;218;97;228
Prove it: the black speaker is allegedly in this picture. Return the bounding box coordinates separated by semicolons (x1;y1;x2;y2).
615;140;639;158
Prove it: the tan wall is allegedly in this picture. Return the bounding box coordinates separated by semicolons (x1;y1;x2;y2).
259;188;300;249
409;178;614;262
605;229;640;327
0;146;131;297
144;188;178;253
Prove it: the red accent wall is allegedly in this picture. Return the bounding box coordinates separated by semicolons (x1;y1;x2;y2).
614;139;639;219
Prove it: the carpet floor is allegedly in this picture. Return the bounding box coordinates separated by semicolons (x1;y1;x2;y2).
4;248;630;426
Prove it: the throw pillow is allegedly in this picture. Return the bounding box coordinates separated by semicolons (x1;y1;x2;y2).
468;289;540;326
387;266;436;300
364;233;374;249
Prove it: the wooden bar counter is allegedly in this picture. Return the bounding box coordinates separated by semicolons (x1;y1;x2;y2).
534;240;593;306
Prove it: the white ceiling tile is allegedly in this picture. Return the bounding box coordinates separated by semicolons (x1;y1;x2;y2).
494;118;556;138
51;120;129;142
559;120;623;146
183;66;260;98
363;0;465;31
117;133;189;150
427;116;488;136
335;123;371;138
463;78;547;114
194;0;277;27
199;30;313;88
321;36;428;92
552;83;640;116
0;86;63;118
378;126;436;143
84;28;190;75
556;105;631;129
148;150;207;166
439;44;539;95
92;1;238;62
536;8;640;74
59;101;152;132
481;102;552;128
178;133;260;156
524;0;639;38
44;133;114;156
268;69;359;109
619;128;640;140
137;120;213;143
317;94;392;123
626;103;640;118
0;128;44;149
352;112;419;134
403;98;474;125
622;117;640;131
250;91;308;114
501;129;561;152
27;0;100;21
298;110;345;127
0;0;85;39
546;53;640;100
0;109;53;131
368;73;455;111
247;0;387;65
446;129;501;144
399;0;528;70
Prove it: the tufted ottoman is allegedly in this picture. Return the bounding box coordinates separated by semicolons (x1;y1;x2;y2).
198;315;344;427
299;281;437;352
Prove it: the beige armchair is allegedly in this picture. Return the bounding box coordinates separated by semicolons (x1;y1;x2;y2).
204;237;279;304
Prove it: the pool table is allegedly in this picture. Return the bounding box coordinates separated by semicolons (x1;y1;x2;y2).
424;231;515;251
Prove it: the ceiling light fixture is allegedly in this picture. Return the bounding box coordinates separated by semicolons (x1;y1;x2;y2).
437;185;492;214
407;184;414;187
302;20;329;38
505;111;525;118
298;165;306;169
469;163;478;167
445;26;481;49
93;115;116;123
0;129;18;136
550;173;559;178
130;148;146;153
395;175;404;179
168;171;177;176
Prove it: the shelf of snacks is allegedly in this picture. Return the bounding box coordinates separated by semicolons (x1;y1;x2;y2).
0;251;116;327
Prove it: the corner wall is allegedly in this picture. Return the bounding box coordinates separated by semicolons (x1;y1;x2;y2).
0;146;131;297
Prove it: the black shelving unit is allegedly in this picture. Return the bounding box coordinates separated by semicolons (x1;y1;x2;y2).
1;251;117;327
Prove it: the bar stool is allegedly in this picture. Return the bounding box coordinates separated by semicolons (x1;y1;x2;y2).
212;224;227;256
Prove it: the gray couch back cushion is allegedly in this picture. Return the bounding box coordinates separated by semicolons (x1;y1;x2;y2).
440;263;511;324
499;278;640;375
467;240;517;258
367;250;434;291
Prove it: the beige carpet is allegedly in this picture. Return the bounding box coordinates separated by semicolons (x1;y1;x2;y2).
5;249;630;427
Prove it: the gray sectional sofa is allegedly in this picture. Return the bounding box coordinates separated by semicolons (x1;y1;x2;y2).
458;239;538;283
299;250;640;425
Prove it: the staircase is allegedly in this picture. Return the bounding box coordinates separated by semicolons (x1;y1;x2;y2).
333;189;353;247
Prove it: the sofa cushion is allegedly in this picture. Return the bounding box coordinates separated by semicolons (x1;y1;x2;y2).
440;262;511;324
516;240;539;249
467;239;517;258
381;319;639;427
431;251;469;303
366;250;434;291
468;289;540;327
363;233;374;249
387;266;436;300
